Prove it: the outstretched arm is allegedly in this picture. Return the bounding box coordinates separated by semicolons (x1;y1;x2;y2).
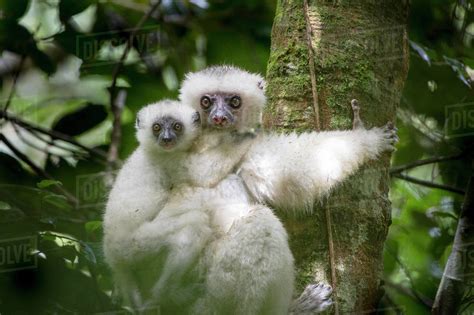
238;100;398;212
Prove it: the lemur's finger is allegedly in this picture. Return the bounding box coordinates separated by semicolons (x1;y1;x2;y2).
351;99;365;130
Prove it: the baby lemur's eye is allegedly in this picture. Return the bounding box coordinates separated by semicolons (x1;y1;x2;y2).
230;96;241;109
152;123;161;132
173;122;182;131
200;96;211;109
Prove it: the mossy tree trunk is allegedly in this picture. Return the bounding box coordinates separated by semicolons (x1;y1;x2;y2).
265;1;409;313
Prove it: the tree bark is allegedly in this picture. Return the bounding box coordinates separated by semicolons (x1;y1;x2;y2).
265;1;409;313
432;162;474;314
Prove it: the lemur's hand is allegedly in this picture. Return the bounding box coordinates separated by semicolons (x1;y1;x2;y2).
377;121;399;152
351;99;365;130
351;99;398;152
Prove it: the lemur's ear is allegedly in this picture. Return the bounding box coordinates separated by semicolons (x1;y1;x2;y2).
192;111;201;126
257;79;266;91
135;112;142;129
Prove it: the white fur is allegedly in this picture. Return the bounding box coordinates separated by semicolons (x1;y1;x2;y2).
105;64;396;314
179;66;397;214
104;100;295;314
238;126;395;212
136;100;201;154
179;65;266;133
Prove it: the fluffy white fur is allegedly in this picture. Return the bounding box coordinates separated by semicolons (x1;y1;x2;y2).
238;126;395;212
176;65;397;314
180;65;266;133
105;64;397;314
180;65;397;213
104;100;295;314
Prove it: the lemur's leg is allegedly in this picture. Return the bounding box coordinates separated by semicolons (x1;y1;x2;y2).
193;205;294;315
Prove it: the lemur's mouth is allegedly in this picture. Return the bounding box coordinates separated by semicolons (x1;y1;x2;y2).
159;141;176;150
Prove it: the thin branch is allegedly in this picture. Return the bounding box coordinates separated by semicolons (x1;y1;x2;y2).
0;133;78;204
433;163;474;314
12;122;77;158
385;249;433;308
390;154;464;175
109;0;162;94
2;55;25;115
0;111;108;160
107;0;162;169
107;89;127;168
325;205;339;315
393;173;466;195
383;280;431;309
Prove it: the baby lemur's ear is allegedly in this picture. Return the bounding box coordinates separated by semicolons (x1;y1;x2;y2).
135;111;142;130
192;111;201;126
257;80;266;91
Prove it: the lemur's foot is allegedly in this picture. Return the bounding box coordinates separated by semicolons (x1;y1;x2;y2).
351;99;365;130
380;121;399;152
290;282;333;314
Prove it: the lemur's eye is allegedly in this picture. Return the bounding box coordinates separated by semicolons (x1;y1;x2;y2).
152;123;161;132
173;122;182;131
229;96;241;109
200;96;211;109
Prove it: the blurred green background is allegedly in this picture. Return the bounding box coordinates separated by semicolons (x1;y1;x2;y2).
0;0;473;314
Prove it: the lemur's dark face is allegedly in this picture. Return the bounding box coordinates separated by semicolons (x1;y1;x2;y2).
151;116;185;150
199;93;242;129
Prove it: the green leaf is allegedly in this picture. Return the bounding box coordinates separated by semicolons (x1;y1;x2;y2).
37;180;62;189
0;201;11;210
85;221;102;234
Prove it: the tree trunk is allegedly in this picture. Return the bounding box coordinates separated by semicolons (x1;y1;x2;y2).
265;1;409;313
432;163;474;314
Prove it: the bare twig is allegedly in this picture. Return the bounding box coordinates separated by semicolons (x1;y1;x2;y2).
390;154;464;175
325;205;339;315
107;0;162;169
2;55;25;115
107;89;127;168
385;249;433;308
393;173;465;195
11;122;81;158
109;0;162;93
383;280;432;309
432;163;474;314
0;133;78;204
0;111;108;160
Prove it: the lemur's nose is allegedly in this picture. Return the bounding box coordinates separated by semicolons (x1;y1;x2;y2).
213;116;227;124
162;137;172;143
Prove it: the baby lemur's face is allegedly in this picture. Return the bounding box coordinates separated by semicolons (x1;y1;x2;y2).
151;116;185;150
199;93;242;129
136;100;201;154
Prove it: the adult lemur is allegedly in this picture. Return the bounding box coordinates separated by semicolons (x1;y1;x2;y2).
104;66;397;314
179;65;398;212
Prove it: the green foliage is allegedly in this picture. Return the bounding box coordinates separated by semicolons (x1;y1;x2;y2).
0;0;275;313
